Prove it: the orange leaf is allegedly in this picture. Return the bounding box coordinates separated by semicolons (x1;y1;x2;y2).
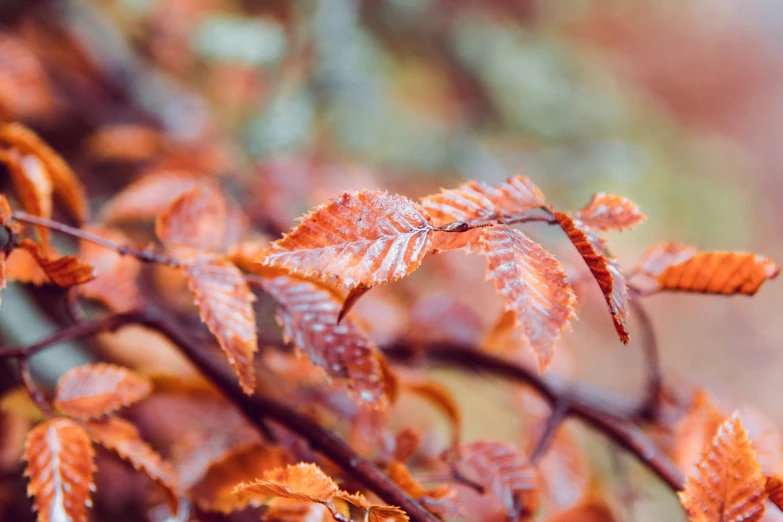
657;251;780;296
421;176;546;252
262;191;434;288
182;255;258;394
101;170;200;223
555;212;630;343
366;505;410;522
84;417;178;513
388;460;428;499
633;242;700;277
679;413;767;522
386;460;458;519
85;125;164;163
23;418;96;522
673;390;727;472
0;122;88;222
403;379;461;449
262;275;388;407
0;149;52;243
547;499;617;522
233;463;340;504
156;185;227;253
78;226;143;312
766;476;783;513
481;224;576;369
5;245;48;286
261;498;335;521
338;284;371;324
457;441;539;518
54;363;153;419
15;239;95;287
575;192;646;231
188;444;288;513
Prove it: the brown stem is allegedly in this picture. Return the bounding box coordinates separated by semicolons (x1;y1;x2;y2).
630;296;662;421
530;398;570;465
434;207;557;233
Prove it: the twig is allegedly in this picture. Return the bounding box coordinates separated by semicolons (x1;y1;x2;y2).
17;358;52;415
530;398;570;465
435;207;557;233
630;296;662;421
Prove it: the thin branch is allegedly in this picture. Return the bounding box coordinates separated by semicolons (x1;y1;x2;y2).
630;296;662;421
434;207;557;233
17;358;52;415
530;398;570;465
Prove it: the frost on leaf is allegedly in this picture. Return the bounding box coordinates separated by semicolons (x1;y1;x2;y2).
456;441;539;518
233;463;340;505
262;274;389;407
156;185;227;253
262;190;433;288
633;242;700;277
182;255;258;394
420;176;546;252
15;239;95;288
102;170;200;223
678;413;767;522
84;417;178;513
0;122;89;222
657;251;779;296
54;363;153;420
23;418;96;522
481;225;576;369
575;192;646;231
0;149;52;243
554;211;630;343
78;226;143;312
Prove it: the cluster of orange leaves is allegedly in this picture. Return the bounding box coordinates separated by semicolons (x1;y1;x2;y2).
0;122;779;522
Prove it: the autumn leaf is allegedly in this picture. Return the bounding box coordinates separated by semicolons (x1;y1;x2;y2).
679;412;767;522
101;170;201;223
84;417;179;513
233;463;340;505
85;124;164;163
23;418;96;522
262;274;389;407
14;239;95;288
54;363;153;419
156;185;227;253
261;190;434;288
457;441;539;518
633;242;700;277
387;461;458;520
575;192;646;231
337;492;411;522
658;251;779;296
0;122;89;222
420;176;546;252
262;499;335;521
555;211;630;343
182;255;258;394
0;149;52;243
481;224;576;369
403;379;462;449
766;476;783;514
78;226;143;312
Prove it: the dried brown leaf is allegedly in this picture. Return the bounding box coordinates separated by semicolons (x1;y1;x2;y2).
634;242;701;277
679;412;767;522
657;251;780;296
481;224;576;369
84;417;178;513
338;284;371;324
366;505;410;522
0;149;52;243
575;192;646;231
421;176;546;252
0;122;88;222
233;463;340;504
15;239;95;287
457;441;539;518
54;363;153;419
78;226;143;312
262;274;388;407
766;476;783;513
101;171;200;223
23;418;96;522
182;255;258;394
156;185;227;253
555;212;630;343
85;125;164;163
262;190;433;288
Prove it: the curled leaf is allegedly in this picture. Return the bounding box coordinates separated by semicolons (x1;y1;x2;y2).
555;212;630;343
575;193;646;231
678;413;767;522
182;255;258;394
156;185;227;253
54;363;153;419
23;418;96;522
262;275;388;407
233;463;340;505
84;417;178;513
481;224;576;369
15;239;95;288
262;191;434;288
633;242;700;277
0;149;52;243
657;251;780;296
0;122;88;222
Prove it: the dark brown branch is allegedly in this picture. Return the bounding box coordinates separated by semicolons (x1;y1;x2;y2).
630;296;662;421
530;398;570;465
384;341;686;491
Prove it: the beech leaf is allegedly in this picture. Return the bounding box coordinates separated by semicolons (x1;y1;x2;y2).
481;224;576;369
633;242;700;277
457;441;539;518
575;192;646;231
156;185;227;253
421;176;546;253
101;170;200;223
78;226;143;312
182;255;258;394
15;239;95;288
262;190;434;288
84;417;178;513
555;212;630;343
657;250;779;296
262;275;389;407
0;122;89;222
23;418;96;522
679;412;767;522
54;363;153;419
0;149;52;243
233;463;340;504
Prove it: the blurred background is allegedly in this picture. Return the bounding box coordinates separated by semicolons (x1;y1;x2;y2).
0;0;782;520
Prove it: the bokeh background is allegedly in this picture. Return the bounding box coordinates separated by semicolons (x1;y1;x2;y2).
0;0;782;521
